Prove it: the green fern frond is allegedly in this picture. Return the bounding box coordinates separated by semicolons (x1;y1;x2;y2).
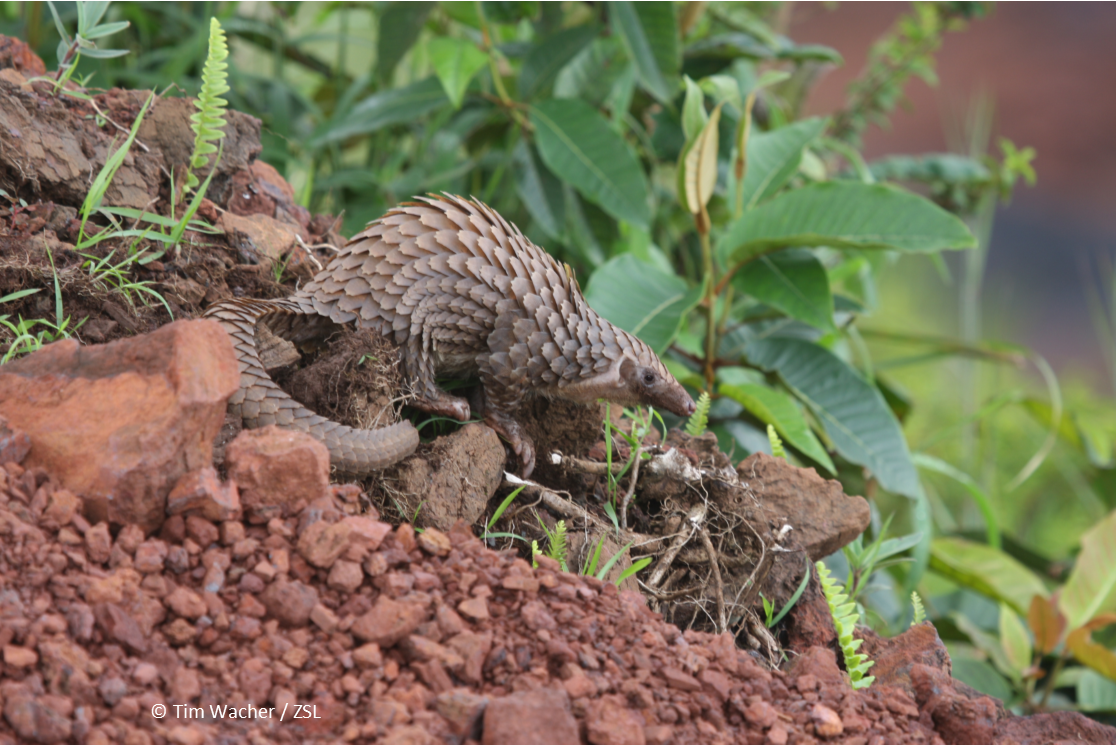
767;424;786;458
817;561;875;689
186;18;230;191
911;591;926;626
530;539;541;568
545;520;568;570
685;391;711;436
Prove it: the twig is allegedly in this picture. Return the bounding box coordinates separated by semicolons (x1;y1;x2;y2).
647;503;706;590
552;452;625;476
618;445;643;531
87;97;151;152
699;526;727;633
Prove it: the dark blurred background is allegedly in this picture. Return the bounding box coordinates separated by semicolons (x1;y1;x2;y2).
791;2;1114;390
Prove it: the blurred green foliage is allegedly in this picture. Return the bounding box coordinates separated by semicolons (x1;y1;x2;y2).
4;0;1112;717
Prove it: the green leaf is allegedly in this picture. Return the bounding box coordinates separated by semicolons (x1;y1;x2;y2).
683;102;721;214
930;537;1049;615
1077;670;1117;712
83;20;129;40
531;99;651;228
681;75;708;143
377;2;435;84
609;1;678;104
584;254;703;353
519;23;600;99
734;249;834;332
913;453;1001;549
718;181;977;270
513;140;565;240
429;37;489;109
738;118;827;211
746;338;921;499
999;603;1032;681
311;77;448;146
950;657;1014;702
719;382;835;474
1059;511;1116;631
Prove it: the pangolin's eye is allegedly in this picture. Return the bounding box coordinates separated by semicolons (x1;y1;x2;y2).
642;371;656;385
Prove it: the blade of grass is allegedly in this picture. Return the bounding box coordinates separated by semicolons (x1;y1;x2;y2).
914;452;1000;548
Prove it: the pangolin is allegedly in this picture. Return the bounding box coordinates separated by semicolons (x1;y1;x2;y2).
205;194;696;476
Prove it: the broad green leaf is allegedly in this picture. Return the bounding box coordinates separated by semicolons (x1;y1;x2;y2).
584;254;702;353
681;75;708;143
1077;670;1117;711
999;603;1032;680
531;99;651;229
377;2;434;84
718;181;977;269
519;23;599;99
554;36;626;103
719;382;835;474
739;118;827;211
683;103;721;214
1059;511;1116;631
746;338;921;498
429;37;489;109
734;249;834;332
609;1;679;104
931;537;1049;615
311;77;447;146
950;657;1013;702
952;613;1019;681
513;140;565;240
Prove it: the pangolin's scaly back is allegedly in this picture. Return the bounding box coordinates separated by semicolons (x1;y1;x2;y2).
297;194;668;388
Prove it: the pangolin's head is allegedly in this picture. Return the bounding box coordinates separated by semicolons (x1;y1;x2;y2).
616;347;697;419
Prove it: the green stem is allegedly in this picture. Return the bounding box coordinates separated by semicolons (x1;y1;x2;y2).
700;227;717;392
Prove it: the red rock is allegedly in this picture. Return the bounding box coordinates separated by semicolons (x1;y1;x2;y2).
736;453;870;560
225;426;330;521
353;643;383;668
86;522;112;564
457;596;489;621
3;644;37;667
0;320;238;533
699;668;732;703
788;646;848;691
297;519;352;569
417;528;452;556
585;694;646;745
0;415;31;464
166;467;240;522
133;538;168;573
327;559;364;593
811;703;843;737
661;666;702;692
482;687;579;745
446;631;492;684
520;599;556;629
341;515;392;557
435;689;488;741
310;603;339;633
238;657;273;706
3;694;73;743
260;579;319;627
743;699;778;728
351;595;428;647
502;574;541;593
185;515;219;548
405;635;465;670
163;618;197;645
563;673;597;699
93;603;147;653
40;488;80;528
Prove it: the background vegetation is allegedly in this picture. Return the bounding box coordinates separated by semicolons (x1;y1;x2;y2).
1;0;1112;719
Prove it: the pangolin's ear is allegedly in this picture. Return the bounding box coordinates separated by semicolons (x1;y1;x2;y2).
619;355;638;385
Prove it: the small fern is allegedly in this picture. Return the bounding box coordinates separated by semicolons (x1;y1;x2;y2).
530;539;541;568
685;391;711;436
535;515;569;571
910;591;926;626
817;561;875;689
186;18;230;191
767;424;786;459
